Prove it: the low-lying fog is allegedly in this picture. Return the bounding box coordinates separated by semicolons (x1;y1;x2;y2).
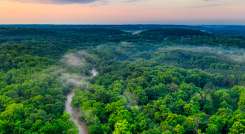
156;45;245;63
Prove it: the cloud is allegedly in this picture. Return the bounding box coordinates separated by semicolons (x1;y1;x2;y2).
187;0;225;8
52;0;98;4
11;0;140;4
12;0;100;4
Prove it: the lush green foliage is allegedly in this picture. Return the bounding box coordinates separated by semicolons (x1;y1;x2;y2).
0;44;77;133
0;26;245;134
73;60;245;134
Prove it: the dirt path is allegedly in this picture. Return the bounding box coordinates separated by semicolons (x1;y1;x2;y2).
65;91;88;134
65;68;98;134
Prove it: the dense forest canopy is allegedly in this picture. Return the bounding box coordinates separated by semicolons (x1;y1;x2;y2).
0;25;244;134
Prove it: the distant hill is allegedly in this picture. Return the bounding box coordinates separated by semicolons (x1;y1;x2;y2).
139;28;208;36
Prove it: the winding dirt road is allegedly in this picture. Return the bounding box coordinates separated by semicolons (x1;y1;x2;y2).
65;69;98;134
65;91;88;134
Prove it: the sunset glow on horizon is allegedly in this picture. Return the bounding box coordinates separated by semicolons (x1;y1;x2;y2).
1;0;245;24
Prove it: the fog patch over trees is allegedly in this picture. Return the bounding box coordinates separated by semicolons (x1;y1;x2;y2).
156;45;245;63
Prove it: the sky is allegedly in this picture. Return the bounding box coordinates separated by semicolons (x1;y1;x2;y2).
0;0;245;24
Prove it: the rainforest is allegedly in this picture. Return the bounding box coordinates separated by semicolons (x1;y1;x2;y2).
0;25;244;134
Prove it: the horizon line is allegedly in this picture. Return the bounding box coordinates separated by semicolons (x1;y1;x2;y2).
1;23;245;26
